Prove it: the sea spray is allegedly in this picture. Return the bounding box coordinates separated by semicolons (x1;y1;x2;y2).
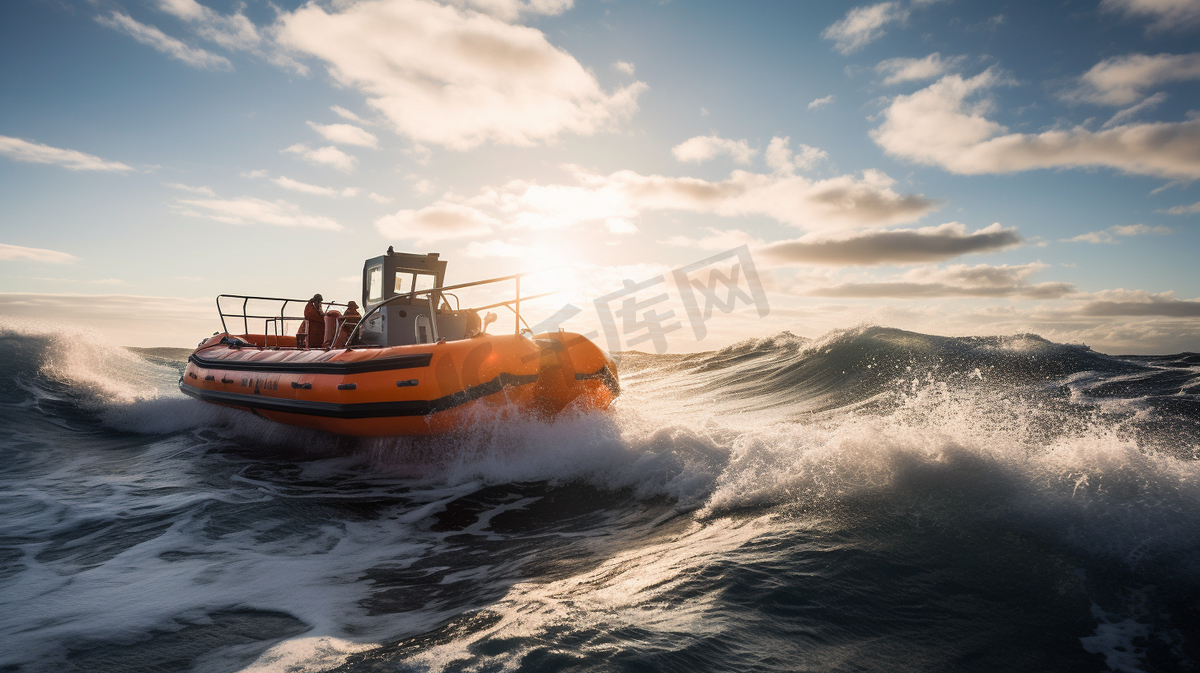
0;321;1197;671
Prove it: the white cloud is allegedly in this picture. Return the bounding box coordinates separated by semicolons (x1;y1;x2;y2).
1063;223;1173;242
95;11;231;70
604;218;638;234
761;222;1021;266
306;121;379;148
1080;289;1200;317
1101;0;1200;32
0;135;133;172
871;69;1200;179
660;227;763;251
463;239;538;257
1067;52;1200;106
176;195;343;230
875;52;965;85
807;95;835;110
671;134;757;165
444;0;574;22
164;182;215;195
0;243;77;264
153;0;260;51
0;296;216;348
765;136;827;174
1103;91;1168;128
283;143;358;172
368;192;394;204
331;105;366;123
270;176;359;197
806;262;1073;298
404;144;433;165
613;61;635;75
275;0;645;149
240;169;269;179
471;163;935;232
821;2;909;55
1160;199;1200;214
375;202;497;242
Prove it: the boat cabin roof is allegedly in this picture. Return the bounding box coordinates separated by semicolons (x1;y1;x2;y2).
362;250;446;309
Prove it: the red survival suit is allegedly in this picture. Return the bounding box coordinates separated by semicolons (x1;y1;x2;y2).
302;295;325;348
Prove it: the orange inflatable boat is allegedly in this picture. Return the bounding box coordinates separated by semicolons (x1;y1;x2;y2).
179;250;618;436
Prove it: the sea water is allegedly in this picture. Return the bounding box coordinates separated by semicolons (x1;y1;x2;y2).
0;319;1197;672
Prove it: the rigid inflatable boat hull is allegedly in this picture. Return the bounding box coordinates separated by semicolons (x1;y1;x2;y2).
179;332;618;436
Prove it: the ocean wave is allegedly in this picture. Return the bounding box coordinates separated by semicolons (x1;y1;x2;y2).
1;319;1198;670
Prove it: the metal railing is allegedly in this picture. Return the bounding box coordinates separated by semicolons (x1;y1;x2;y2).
345;273;554;347
216;294;350;344
215;274;555;350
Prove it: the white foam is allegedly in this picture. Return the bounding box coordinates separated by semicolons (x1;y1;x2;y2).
3;321;1199;670
1080;595;1152;673
234;637;377;673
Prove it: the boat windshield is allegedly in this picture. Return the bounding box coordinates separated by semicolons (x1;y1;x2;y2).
394;270;438;296
367;266;383;302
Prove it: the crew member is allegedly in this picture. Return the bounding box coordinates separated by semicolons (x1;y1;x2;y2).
333;300;361;348
303;293;325;348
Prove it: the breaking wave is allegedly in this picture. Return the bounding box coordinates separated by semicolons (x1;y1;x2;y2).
0;318;1197;672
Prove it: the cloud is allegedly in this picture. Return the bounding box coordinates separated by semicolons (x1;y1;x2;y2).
1103;91;1168;128
806;262;1074;299
153;0;260;51
605;217;638;234
95;11;231;70
176;195;343;230
0;135;133;172
821;2;909;55
612;60;635;75
463;239;538;258
807;95;835;110
409;177;435;195
871;69;1200;179
306;121;379;148
671;134;757;165
444;0;574;22
240;169;269;179
164;182;215;195
331;105;365;123
1081;289;1200;316
875;52;965;85
275;0;645;149
375;202;497;241
0;243;77;264
368;192;394;204
479;163;936;232
765;136;827;174
271;176;359;197
1160;199;1200;214
404;144;433;165
1101;0;1200;32
1067;52;1200;106
1063;223;1172;243
283;143;358;172
660;227;763;251
0;295;216;348
761;222;1021;265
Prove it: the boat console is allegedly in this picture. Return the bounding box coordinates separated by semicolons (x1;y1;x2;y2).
357;250;481;347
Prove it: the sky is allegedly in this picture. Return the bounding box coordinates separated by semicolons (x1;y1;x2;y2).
1;0;1199;353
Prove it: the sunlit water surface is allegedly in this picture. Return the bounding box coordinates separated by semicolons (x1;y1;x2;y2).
1;321;1198;672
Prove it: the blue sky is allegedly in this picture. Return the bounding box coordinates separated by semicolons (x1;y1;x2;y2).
2;0;1199;352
